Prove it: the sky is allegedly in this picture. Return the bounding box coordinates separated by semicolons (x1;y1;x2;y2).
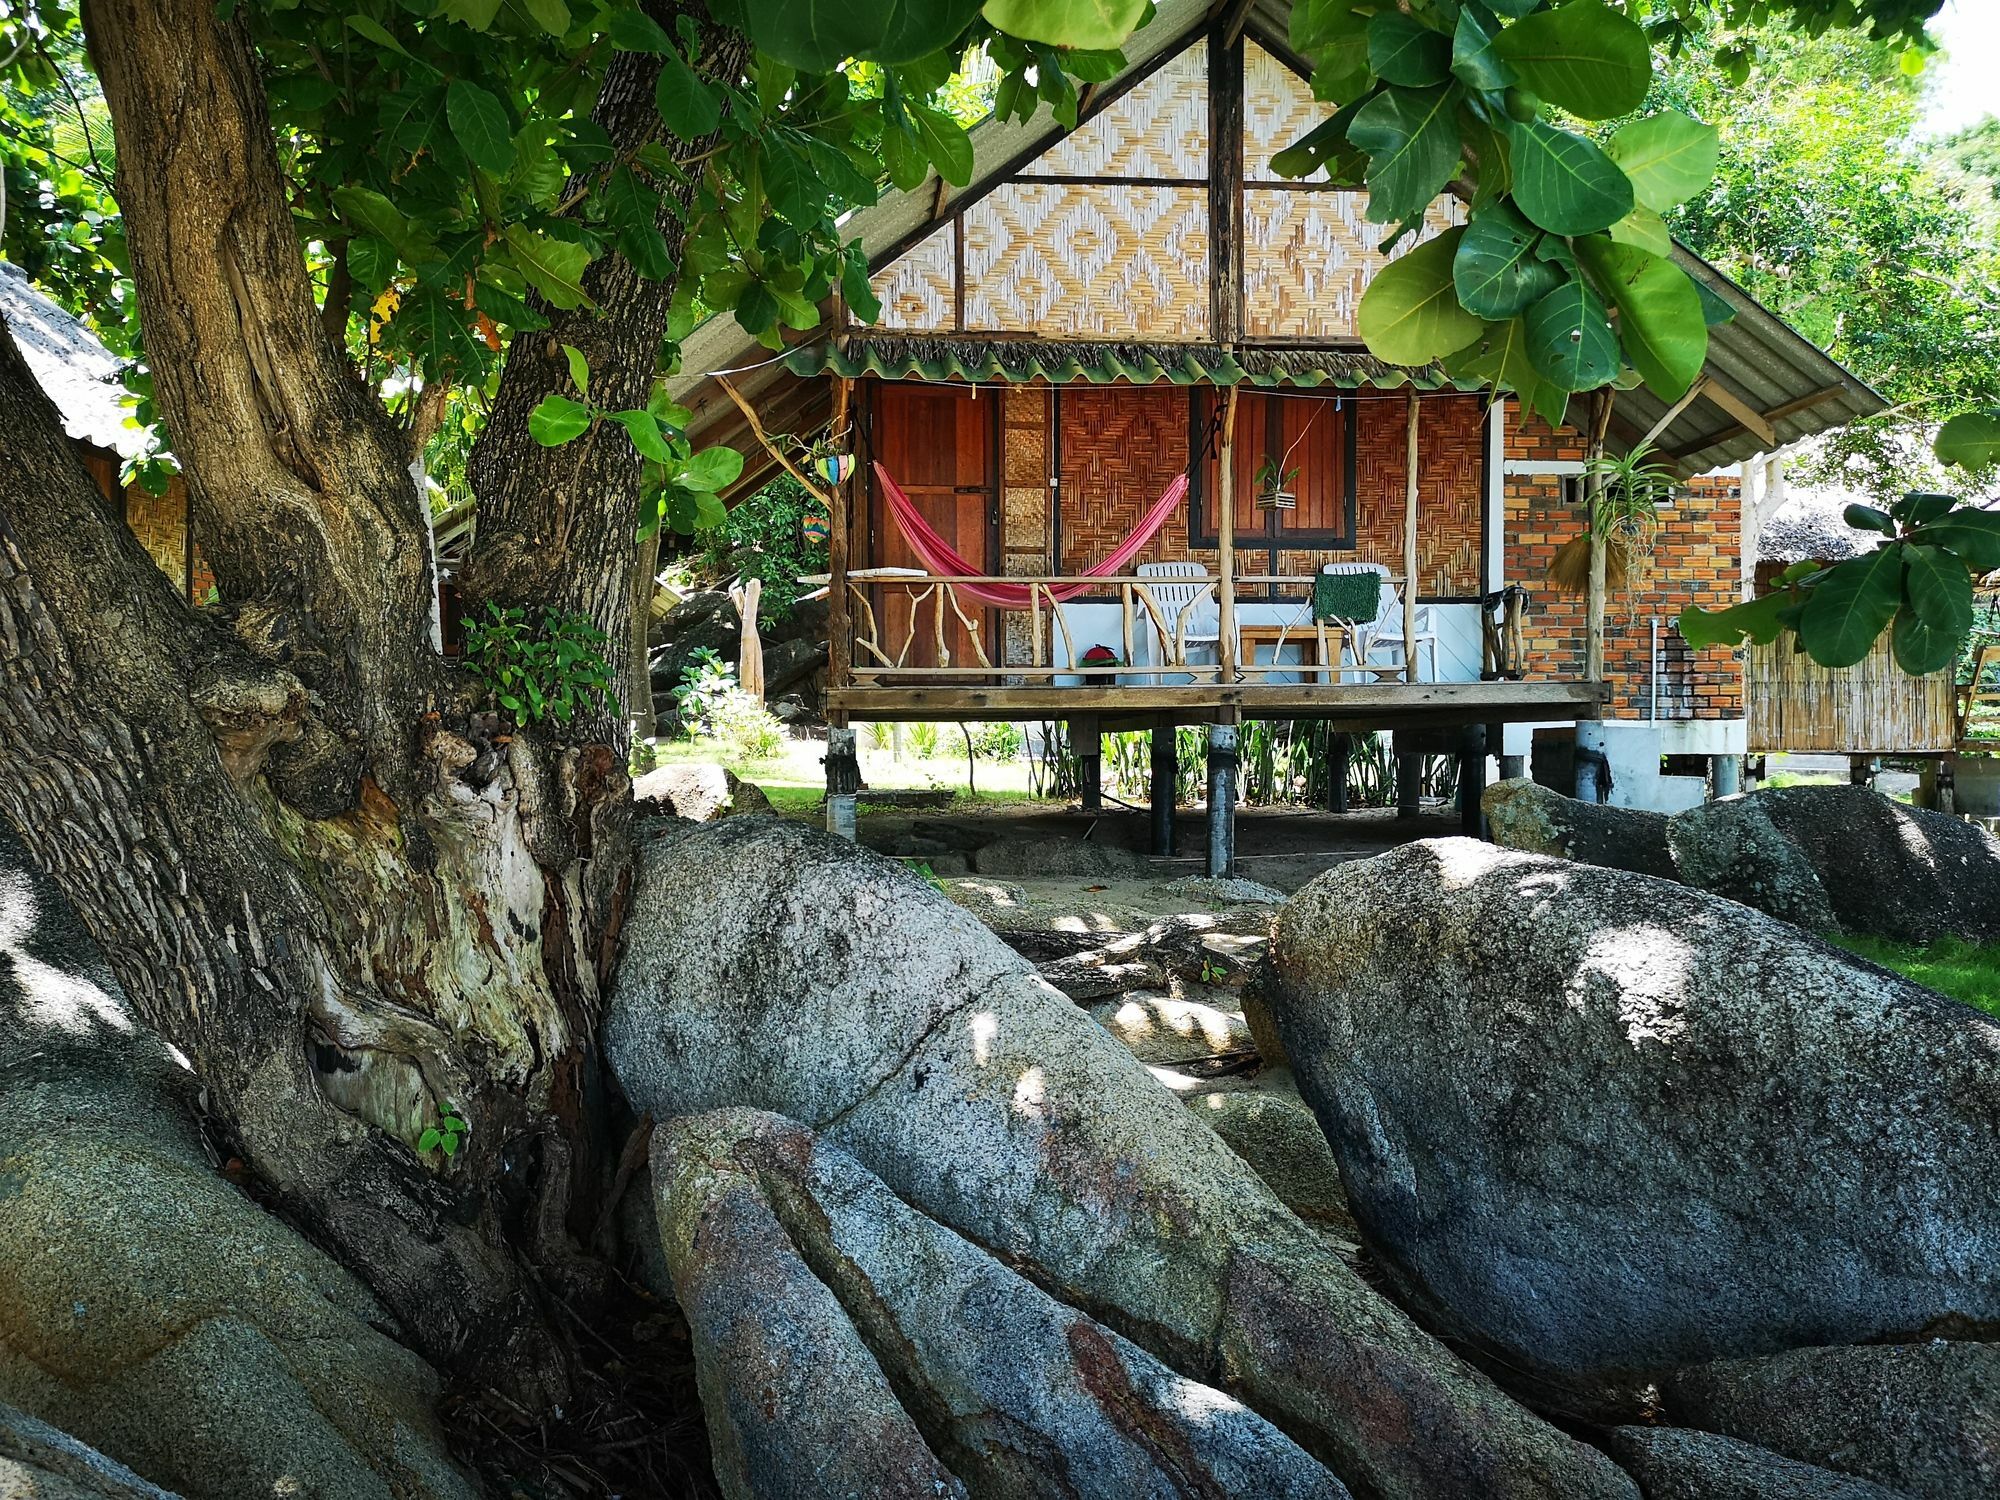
1923;0;2000;138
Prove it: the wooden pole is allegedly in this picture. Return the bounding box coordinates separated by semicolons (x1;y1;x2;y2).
828;377;854;706
1403;388;1421;684
1218;386;1239;682
1584;392;1613;683
1150;725;1178;856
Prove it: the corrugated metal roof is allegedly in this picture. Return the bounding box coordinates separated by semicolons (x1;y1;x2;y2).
670;0;1886;491
0;259;146;460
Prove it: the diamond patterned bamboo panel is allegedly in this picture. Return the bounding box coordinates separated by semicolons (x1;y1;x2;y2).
1244;42;1322;181
1057;387;1192;572
871;222;956;330
1350;395;1486;595
964;184;1209;338
1243;190;1466;339
1020;47;1208;179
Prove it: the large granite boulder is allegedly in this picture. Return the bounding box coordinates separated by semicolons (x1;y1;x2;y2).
1676;784;2000;942
607;819;1635;1500
1663;793;1839;933
655;1108;1348;1499
1481;778;1678;879
0;837;475;1500
1660;1341;2000;1500
632;761;772;821
1599;1426;1904;1500
1263;837;2000;1401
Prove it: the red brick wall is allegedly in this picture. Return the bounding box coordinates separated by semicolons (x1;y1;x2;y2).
1502;400;1744;719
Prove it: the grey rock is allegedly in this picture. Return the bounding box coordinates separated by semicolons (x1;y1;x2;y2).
1157;874;1287;905
1600;1426;1905;1500
607;819;1636;1500
0;1404;179;1498
632;762;773;821
649;589;739;693
1695;785;2000;941
1263;837;2000;1401
760;636;826;699
1662;1341;2000;1500
1665;794;1839;933
1088;991;1250;1065
0;836;475;1500
969;836;1156;879
655;1108;1349;1500
1483;778;1679;879
1181;1069;1354;1233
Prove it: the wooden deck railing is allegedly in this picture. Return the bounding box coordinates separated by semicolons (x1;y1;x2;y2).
1960;642;2000;750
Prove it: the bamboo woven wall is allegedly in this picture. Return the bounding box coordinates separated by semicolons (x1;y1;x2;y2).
1746;635;1956;753
1021;46;1207;177
1058;387;1192;573
873;223;956;330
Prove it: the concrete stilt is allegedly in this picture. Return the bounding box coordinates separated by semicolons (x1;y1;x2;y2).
1149;726;1178;856
1499;753;1526;781
1396;752;1422;819
824;726;860;840
1073;717;1102;812
1206;723;1238;878
1457;724;1488;837
1711;754;1742;799
1574;720;1610;804
1327;731;1352;813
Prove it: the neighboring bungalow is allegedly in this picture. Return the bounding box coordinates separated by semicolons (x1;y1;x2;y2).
0;259;209;599
669;1;1882;856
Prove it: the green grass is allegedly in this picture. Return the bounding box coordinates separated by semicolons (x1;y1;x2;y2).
1825;934;2000;1019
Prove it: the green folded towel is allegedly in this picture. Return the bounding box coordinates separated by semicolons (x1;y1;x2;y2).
1313;570;1382;626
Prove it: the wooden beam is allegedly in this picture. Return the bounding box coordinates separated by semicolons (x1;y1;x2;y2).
1760;383;1847;426
1639;376;1714;450
828;681;1609;718
1208;26;1245;343
1404;389;1421;684
715;376;834;508
1700;378;1777;447
1216;0;1256;46
1218;385;1240;682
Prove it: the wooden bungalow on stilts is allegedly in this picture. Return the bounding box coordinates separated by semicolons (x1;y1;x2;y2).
670;2;1884;871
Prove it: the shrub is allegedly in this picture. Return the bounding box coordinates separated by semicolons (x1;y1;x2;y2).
462;602;614;726
695;473;827;623
969;721;1024;761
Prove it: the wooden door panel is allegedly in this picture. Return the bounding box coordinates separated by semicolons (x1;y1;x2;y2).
867;383;994;671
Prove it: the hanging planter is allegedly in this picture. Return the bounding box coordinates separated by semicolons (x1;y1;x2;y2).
800;511;832;546
811;451;854;486
1254;456;1298;511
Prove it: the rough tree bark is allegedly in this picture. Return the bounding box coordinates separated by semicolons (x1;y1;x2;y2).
0;0;737;1403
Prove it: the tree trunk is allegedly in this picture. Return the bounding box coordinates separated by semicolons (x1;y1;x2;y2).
0;0;742;1407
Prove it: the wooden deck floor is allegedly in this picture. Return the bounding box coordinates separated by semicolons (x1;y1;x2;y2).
828;679;1606;729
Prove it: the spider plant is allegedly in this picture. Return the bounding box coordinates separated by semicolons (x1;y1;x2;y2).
1547;443;1673;597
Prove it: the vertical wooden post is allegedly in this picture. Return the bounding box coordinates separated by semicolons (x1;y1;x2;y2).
1327;730;1352;814
1208;26;1245;344
1584;391;1612;683
1150;725;1178;856
828;377;855;707
1218;386;1240;682
1457;723;1487;838
1073;715;1101;812
1403;388;1421;685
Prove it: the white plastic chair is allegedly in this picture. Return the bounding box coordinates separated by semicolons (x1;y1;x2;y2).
1136;561;1221;681
1336;562;1440;682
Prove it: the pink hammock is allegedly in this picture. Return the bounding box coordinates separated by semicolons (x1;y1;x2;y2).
873;461;1191;607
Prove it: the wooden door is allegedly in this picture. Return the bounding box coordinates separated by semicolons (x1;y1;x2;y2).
867;382;996;672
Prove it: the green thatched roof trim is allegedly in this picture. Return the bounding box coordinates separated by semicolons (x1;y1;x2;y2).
783;337;1474;390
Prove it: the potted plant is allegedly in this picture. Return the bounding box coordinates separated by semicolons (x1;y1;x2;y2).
1547;443;1672;595
1255;455;1298;510
806;433;854;486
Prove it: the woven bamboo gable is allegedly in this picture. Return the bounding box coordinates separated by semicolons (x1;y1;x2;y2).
865;39;1458;344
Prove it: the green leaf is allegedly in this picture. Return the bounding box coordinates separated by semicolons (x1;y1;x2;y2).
518;0;570;37
908;104;974;187
1935;412;2000;471
504;224;596;310
1844;503;1896;535
743;0;984;69
446;79;515;176
1891;606;1961;675
842;245;883;324
1492;0;1651;121
979;0;1147;51
1269;104;1367;186
1572;237;1706;401
1909;510;2000;573
763;138;822;224
345;14;413;57
1800;545;1903;669
417;1128;442;1153
881;120;929;191
1605;110;1719;214
1349;84;1462;225
620;225;673;280
694;492;729;530
439;1132;459;1158
562;343;590;397
681;446;747;491
1446;315;1568;429
1509;119;1633;236
613;409;674;462
1902;542;1974;635
656;42;722;138
607;9;673;51
329;186;410;249
441;0;502;26
1357;226;1485;365
1892;492;1957;527
1451;3;1515;91
1369;11;1450;88
1679;590;1789;651
529;394;593;445
1453;203;1559;320
1523;276;1616;391
1695;276;1736;327
1608;204;1671;258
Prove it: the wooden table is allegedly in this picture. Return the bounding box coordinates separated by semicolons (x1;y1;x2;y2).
1235;621;1354;682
